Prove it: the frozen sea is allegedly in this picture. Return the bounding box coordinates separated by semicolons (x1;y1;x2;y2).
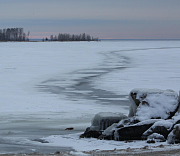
0;40;180;154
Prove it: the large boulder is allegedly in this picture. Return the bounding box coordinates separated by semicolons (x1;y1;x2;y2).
142;120;174;139
129;89;179;121
114;119;161;141
98;117;140;140
90;112;127;131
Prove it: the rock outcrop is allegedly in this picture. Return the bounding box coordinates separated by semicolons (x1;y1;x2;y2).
114;119;159;141
129;89;179;120
81;88;180;143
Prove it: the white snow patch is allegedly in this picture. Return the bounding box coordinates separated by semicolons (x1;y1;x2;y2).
43;133;169;152
130;89;179;121
151;120;174;131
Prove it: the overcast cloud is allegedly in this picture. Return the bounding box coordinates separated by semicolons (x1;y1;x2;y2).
0;0;180;39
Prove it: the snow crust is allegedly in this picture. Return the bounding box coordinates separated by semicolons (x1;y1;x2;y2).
147;133;165;141
1;40;180;153
93;41;180;95
150;120;174;131
134;119;162;126
0;42;126;119
43;133;170;152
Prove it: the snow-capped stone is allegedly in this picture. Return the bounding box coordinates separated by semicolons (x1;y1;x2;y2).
90;112;127;131
98;123;118;140
102;123;117;136
114;119;160;141
142;120;174;139
147;133;165;143
116;117;140;128
129;88;179;121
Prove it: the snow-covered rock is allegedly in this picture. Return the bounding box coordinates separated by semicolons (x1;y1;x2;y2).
79;127;102;138
102;123;117;136
98;123;118;140
114;119;160;141
167;124;180;144
142;120;174;139
147;133;166;143
81;89;180;141
116;117;140;128
90;112;127;131
129;88;179;121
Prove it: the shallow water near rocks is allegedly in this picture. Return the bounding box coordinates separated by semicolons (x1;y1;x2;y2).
0;112;79;154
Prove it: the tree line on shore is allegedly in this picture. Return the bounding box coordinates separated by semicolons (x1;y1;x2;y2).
44;33;99;42
0;28;30;41
0;27;99;42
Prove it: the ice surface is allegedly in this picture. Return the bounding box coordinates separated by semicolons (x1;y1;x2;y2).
92;41;180;95
1;40;180;153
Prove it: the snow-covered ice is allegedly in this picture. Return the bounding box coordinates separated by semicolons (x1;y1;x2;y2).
92;41;180;95
1;40;180;154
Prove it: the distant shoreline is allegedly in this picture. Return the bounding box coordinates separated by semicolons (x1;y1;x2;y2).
30;39;180;42
1;39;180;43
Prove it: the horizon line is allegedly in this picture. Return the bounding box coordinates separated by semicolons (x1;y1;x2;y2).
30;38;180;40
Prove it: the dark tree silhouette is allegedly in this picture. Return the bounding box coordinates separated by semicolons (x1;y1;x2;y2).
49;33;99;42
0;28;29;41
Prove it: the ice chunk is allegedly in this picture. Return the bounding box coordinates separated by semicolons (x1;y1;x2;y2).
90;112;127;131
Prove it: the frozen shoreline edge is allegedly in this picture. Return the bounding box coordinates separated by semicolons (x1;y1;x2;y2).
1;145;180;156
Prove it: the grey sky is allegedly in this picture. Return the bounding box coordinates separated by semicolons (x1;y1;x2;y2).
0;0;180;39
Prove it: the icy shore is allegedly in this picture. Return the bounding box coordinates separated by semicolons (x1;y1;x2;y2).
1;40;180;154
